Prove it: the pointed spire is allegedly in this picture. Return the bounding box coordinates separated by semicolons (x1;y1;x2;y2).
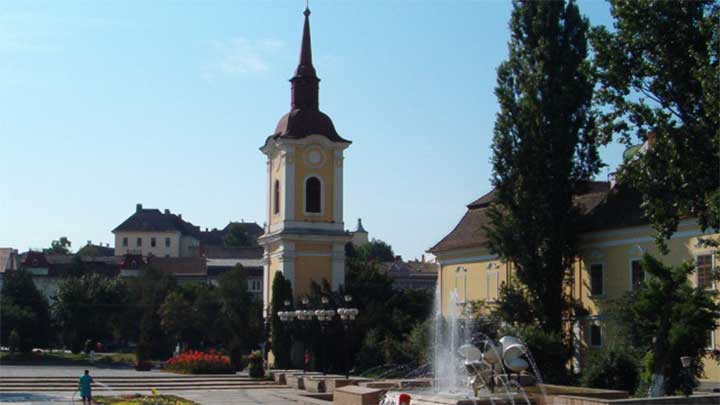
290;6;320;110
356;218;367;233
296;7;316;78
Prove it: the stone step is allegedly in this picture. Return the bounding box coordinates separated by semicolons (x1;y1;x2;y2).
0;385;288;392
0;375;256;380
0;378;272;383
2;381;276;388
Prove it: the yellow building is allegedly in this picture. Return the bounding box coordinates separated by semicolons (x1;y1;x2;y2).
429;181;719;380
258;7;352;311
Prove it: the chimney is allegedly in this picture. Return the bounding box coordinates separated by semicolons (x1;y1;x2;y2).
205;227;209;232
87;240;91;246
422;254;425;263
609;172;617;189
136;203;142;213
394;255;402;263
178;214;182;219
106;243;110;247
647;130;655;149
164;209;170;214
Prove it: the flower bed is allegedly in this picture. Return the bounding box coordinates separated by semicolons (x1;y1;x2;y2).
94;394;197;404
163;350;234;374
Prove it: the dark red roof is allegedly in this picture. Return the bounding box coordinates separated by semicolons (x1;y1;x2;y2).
22;251;50;268
429;181;614;254
265;7;350;146
113;207;200;236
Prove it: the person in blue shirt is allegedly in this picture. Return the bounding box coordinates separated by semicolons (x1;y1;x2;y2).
78;370;93;404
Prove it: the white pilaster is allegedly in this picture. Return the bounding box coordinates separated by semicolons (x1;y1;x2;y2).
333;148;343;224
284;148;296;222
279;242;296;291
331;242;346;290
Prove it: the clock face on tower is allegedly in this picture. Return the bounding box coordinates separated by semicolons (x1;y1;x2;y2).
303;145;326;168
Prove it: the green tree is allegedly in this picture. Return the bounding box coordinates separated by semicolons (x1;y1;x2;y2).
54;273;127;353
610;254;720;396
217;265;257;370
136;267;176;360
0;270;51;352
270;271;293;368
159;291;195;346
354;239;395;262
591;0;719;252
486;0;601;339
44;237;72;255
345;257;432;372
223;224;255;247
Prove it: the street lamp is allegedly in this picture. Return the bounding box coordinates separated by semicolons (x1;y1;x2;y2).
337;295;360;379
680;355;694;396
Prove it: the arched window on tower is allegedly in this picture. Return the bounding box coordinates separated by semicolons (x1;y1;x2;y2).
305;177;321;213
273;180;280;215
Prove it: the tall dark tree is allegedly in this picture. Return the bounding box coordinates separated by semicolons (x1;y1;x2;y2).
217;265;258;369
270;272;293;368
136;267;176;361
487;0;601;335
0;270;51;352
592;0;719;252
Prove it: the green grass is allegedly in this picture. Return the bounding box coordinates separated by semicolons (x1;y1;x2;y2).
94;395;197;405
0;351;136;366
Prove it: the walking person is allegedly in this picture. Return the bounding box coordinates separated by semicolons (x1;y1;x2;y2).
78;369;93;404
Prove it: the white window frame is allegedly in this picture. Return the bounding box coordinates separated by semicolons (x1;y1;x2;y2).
455;266;467;305
303;175;324;216
589;322;603;348
589;262;605;297
695;252;716;291
486;271;499;303
629;258;644;291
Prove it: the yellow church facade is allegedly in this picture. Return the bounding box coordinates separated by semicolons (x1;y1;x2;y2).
430;182;720;381
258;7;352;311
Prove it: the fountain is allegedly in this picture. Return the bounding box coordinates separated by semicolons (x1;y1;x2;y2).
380;285;542;405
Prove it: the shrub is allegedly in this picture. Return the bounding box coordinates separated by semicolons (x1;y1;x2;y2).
164;350;234;374
580;347;640;393
8;330;20;353
134;360;153;371
248;351;264;378
516;324;571;384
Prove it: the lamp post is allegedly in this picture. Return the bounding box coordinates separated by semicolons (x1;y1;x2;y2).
315;296;336;375
337;295;360;379
277;300;296;370
293;297;313;373
680;356;693;396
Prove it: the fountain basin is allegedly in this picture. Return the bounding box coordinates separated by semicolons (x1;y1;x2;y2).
382;390;533;405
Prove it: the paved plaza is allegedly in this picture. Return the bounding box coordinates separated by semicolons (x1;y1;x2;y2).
0;365;327;405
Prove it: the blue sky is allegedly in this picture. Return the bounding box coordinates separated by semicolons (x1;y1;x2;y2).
1;0;623;259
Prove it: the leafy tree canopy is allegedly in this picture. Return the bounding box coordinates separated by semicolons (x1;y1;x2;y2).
223;224;256;248
608;254;720;396
0;270;51;352
592;0;719;251
353;239;395;263
486;0;601;335
44;237;72;255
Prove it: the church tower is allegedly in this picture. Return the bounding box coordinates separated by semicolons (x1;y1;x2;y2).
259;7;351;310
